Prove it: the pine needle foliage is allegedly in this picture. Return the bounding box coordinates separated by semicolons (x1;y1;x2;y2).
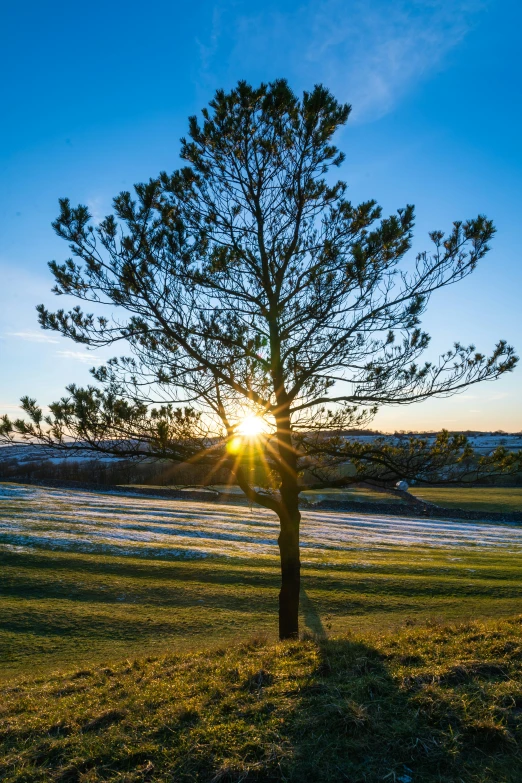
1;80;519;637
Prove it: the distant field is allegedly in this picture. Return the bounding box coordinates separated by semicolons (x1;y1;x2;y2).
2;482;522;680
128;484;522;512
303;486;522;512
411;487;522;513
302;487;405;504
124;485;406;504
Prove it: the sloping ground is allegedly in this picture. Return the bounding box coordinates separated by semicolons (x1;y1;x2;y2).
4;477;522;523
1;617;522;782
410;487;522;514
2;483;522;560
310;497;522;522
2;481;522;679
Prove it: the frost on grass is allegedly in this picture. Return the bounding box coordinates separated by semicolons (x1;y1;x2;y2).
1;483;522;562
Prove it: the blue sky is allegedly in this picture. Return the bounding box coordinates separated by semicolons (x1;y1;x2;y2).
1;0;521;431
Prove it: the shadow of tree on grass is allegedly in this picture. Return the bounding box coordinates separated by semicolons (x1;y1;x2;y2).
282;636;441;782
300;588;327;639
279;634;521;783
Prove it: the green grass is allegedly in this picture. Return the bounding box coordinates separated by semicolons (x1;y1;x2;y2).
2;485;522;779
126;485;406;504
120;483;522;511
2;483;522;681
302;486;405;503
2;544;522;681
2;617;522;782
411;487;522;513
301;485;522;513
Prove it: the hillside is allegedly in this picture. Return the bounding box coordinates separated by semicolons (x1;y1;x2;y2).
2;617;522;782
2;482;522;679
2;430;521;487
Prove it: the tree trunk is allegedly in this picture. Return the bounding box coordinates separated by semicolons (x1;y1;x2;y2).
277;490;301;640
268;318;301;639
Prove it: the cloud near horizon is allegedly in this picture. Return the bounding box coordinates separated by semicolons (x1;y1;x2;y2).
0;402;27;413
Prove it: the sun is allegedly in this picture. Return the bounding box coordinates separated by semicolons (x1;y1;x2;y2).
236;415;266;438
226;415;267;452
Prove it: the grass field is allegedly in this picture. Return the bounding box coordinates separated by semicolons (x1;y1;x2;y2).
410;486;522;513
2;482;522;680
130;484;522;513
2;482;522;781
302;486;405;504
2;618;522;782
303;486;522;512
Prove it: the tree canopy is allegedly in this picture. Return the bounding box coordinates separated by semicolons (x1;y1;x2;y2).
1;80;518;637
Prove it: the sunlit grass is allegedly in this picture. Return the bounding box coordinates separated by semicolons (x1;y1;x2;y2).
2;536;522;678
122;484;522;513
303;486;522;512
302;487;405;504
410;486;522;513
2;617;522;782
2;482;522;779
1;482;522;681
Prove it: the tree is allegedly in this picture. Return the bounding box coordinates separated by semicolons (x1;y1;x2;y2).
1;80;518;639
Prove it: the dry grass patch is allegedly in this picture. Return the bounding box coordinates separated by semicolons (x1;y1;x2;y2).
2;617;522;781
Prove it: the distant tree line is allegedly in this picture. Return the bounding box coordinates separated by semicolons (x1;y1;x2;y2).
0;455;231;486
1;451;520;487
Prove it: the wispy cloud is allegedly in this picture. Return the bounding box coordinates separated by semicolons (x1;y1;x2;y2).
196;4;225;82
7;330;59;344
301;0;485;121
86;196;107;225
197;0;486;121
0;402;24;413
56;350;103;364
